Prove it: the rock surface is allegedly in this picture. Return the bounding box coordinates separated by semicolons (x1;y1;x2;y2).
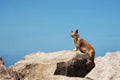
86;51;120;80
54;53;95;77
0;57;15;80
13;50;94;80
45;75;90;80
1;51;120;80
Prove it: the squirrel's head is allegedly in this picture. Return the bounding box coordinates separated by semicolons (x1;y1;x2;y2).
71;29;79;39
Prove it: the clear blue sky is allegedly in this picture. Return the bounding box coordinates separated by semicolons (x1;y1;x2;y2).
0;0;120;66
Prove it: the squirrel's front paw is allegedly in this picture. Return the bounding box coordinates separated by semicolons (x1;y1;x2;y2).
74;48;77;51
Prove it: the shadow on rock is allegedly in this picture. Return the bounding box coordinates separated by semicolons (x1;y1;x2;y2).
54;53;95;77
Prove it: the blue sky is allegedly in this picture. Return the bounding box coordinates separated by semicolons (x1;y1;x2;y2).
0;0;120;66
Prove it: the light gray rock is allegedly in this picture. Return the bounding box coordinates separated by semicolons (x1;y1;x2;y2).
46;75;90;80
54;53;95;77
13;50;94;80
7;66;19;80
0;57;14;80
86;51;120;80
3;50;120;80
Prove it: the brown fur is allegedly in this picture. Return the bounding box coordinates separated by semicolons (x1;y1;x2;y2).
71;29;95;62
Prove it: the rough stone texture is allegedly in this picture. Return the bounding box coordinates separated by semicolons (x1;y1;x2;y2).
1;51;120;80
86;51;120;80
54;53;95;77
7;66;19;80
0;57;14;80
13;50;94;80
45;75;90;80
0;57;4;66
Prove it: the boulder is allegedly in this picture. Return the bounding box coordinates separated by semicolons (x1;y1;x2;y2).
1;51;120;80
86;51;120;80
7;66;19;80
54;53;95;77
45;75;90;80
0;57;15;80
13;50;94;80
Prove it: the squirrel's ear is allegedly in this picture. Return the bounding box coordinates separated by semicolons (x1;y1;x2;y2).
75;29;78;33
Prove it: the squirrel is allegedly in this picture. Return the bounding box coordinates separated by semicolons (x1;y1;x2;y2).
71;29;95;63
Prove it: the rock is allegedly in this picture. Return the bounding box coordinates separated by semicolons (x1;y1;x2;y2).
54;53;95;77
45;75;90;80
86;51;120;80
13;50;94;80
0;57;4;66
0;57;14;80
7;66;19;80
1;50;120;80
